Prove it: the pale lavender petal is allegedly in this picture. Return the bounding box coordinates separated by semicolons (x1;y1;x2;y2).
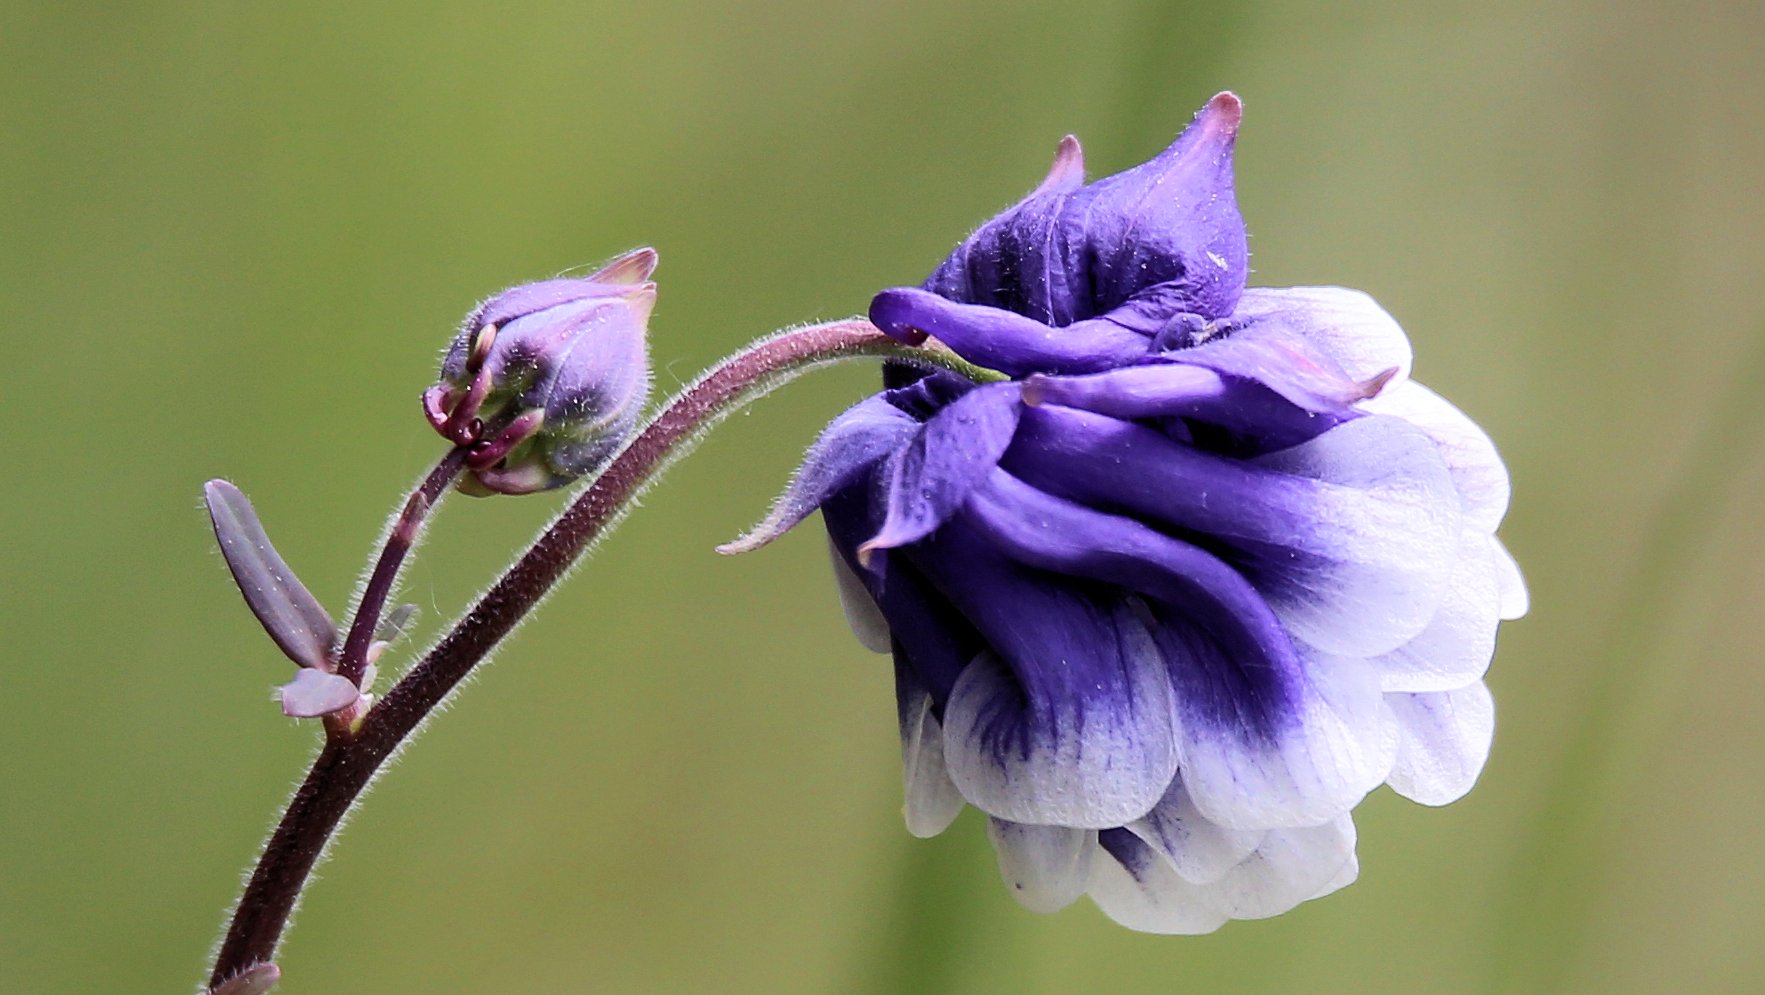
1089;830;1229;935
1369;531;1500;693
1163;323;1395;413
899;678;965;838
1022;363;1347;451
986;819;1097;913
869;287;1148;376
279;668;361;718
1361;380;1511;533
1173;644;1396;831
1232;287;1413;385
1386;682;1496;806
827;535;889;654
1200;815;1357;919
1128;775;1263;885
1491;536;1529;620
861;383;1022;559
718;394;918;555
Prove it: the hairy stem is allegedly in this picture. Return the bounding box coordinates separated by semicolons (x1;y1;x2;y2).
206;320;955;990
334;447;468;687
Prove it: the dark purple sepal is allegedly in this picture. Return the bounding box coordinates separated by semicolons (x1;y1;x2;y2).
278;667;361;718
860;383;1023;562
205;480;337;671
719;394;921;555
869;288;1148;377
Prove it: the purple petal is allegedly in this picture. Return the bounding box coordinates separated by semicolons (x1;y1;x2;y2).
279;668;361;718
860;383;1022;560
205;480;337;670
986;818;1097;913
1170;638;1394;830
869;288;1148;376
719;394;919;554
912;525;1179;827
1089;830;1229;935
1075;92;1248;323
1022;363;1348;452
1385;682;1495;806
963;470;1303;744
1161;322;1397;413
822;481;979;706
1230;287;1413;385
1007;407;1460;658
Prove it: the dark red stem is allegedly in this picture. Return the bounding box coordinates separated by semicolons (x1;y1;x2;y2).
206;320;900;990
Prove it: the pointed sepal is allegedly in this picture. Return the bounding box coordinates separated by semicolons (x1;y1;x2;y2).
205;480;337;670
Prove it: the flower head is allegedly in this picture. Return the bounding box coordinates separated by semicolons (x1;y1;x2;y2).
425;248;656;495
728;93;1526;932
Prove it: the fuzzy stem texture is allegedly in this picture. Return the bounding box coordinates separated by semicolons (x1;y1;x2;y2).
206;320;957;991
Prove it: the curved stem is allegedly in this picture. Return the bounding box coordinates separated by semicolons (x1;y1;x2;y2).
206;320;952;990
334;447;468;687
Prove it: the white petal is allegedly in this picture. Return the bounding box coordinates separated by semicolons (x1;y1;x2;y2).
986;819;1096;914
1386;682;1496;806
1490;535;1529;620
1311;849;1359;900
1234;287;1413;385
1179;651;1398;831
942;623;1179;829
1252;414;1462;658
827;535;890;653
1127;775;1263;884
1201;815;1358;919
1369;530;1500;693
1088;832;1230;935
1360;380;1511;533
899;686;965;838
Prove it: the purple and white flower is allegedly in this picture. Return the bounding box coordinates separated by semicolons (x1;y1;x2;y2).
727;93;1526;932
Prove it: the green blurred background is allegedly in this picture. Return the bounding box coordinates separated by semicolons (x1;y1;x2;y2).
4;1;1763;992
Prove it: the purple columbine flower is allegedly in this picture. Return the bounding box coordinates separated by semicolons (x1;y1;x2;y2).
726;93;1527;931
425;248;656;495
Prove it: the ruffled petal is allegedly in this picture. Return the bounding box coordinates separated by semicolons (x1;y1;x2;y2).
1128;775;1263;885
1231;287;1413;385
860;383;1022;560
1385;682;1496;806
1361;380;1511;533
869;288;1149;376
1089;829;1229;934
1368;531;1500;693
1009;408;1460;657
1199;815;1357;919
898;673;965;838
1161;629;1397;831
917;526;1179;827
986;819;1097;913
719;394;919;554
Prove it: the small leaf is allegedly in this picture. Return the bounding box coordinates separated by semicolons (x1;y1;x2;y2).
205;480;337;669
279;668;361;718
210;963;279;995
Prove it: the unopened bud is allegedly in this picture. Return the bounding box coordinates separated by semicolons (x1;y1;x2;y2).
426;248;656;494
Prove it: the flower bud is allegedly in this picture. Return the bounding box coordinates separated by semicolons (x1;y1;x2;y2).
425;248;656;495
